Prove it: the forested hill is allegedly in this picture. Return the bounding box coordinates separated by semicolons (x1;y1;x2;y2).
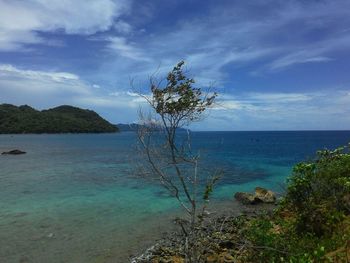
0;104;119;134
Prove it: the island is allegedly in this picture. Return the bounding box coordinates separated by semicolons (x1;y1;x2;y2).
0;104;118;134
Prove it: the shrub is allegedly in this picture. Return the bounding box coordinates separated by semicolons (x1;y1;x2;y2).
282;145;350;236
244;144;350;262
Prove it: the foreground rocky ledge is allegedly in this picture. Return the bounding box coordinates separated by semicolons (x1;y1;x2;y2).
131;196;276;263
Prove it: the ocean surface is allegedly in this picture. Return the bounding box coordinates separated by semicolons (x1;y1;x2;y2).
1;131;350;263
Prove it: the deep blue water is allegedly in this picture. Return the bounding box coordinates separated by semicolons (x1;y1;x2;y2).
0;131;349;262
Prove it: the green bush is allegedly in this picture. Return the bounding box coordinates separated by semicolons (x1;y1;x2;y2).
244;144;350;262
282;145;350;236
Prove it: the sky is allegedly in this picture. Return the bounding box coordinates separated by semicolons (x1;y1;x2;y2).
0;0;350;131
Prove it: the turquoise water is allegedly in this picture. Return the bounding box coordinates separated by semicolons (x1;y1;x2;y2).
1;131;350;262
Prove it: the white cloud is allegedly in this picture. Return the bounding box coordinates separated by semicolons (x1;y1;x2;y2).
200;90;350;131
107;36;151;61
98;0;350;87
0;64;79;80
268;55;332;71
266;34;350;71
126;91;141;97
114;20;133;34
0;64;145;112
0;0;131;51
212;92;311;113
1;64;349;130
0;64;88;96
246;93;311;103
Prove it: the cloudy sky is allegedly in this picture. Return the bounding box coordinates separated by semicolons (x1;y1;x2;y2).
1;0;350;130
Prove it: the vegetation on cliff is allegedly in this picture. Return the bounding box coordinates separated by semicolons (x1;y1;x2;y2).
0;104;118;134
244;145;350;262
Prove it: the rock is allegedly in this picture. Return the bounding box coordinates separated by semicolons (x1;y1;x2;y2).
234;187;277;205
343;194;350;210
151;256;184;263
206;254;218;262
206;252;235;263
218;252;235;263
254;187;276;203
234;192;261;205
1;149;26;155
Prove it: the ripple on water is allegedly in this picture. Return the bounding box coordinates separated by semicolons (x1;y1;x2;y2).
1;131;350;262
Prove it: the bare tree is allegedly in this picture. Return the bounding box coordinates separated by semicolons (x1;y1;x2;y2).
136;61;219;240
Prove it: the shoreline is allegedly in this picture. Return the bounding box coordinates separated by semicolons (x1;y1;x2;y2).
128;199;276;263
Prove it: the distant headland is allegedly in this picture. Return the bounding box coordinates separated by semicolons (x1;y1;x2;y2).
0;104;118;134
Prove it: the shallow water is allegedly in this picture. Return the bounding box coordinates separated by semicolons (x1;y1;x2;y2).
0;131;349;262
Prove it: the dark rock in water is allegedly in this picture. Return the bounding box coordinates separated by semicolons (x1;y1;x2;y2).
254;187;276;203
1;149;26;155
234;192;261;205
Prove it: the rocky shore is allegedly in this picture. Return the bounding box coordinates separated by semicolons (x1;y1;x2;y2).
131;188;277;263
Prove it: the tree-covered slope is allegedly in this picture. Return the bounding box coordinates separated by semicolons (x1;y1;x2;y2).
0;104;118;134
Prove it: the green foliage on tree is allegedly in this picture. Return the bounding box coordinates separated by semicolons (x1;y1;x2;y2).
282;145;350;236
150;61;216;123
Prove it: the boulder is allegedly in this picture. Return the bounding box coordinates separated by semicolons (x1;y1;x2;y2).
254;187;276;203
234;192;261;205
234;187;277;205
206;252;235;263
343;194;350;210
1;149;26;155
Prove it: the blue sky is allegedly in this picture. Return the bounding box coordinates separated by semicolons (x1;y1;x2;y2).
0;0;350;130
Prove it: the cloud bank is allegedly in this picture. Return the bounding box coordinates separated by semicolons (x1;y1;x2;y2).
0;0;130;51
1;64;349;130
1;0;350;129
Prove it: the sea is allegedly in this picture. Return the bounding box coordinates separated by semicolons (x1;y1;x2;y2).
1;131;350;263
